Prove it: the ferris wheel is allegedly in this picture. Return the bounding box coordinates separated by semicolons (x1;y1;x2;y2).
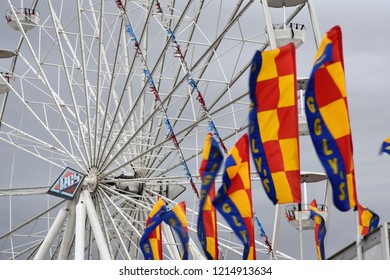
0;0;327;260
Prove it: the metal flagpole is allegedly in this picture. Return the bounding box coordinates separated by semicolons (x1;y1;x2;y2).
298;204;303;260
356;208;363;260
260;0;280;260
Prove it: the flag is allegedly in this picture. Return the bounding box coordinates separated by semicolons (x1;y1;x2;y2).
380;137;390;155
197;133;223;260
140;198;167;260
213;134;256;260
161;201;189;260
309;199;326;260
248;43;301;205
305;25;357;212
358;204;380;236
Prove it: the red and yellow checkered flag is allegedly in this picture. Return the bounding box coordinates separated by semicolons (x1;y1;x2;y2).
213;134;256;260
305;26;357;211
249;43;301;204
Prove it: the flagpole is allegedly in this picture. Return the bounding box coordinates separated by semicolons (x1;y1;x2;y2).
298;203;304;260
299;180;308;260
355;208;363;260
270;205;281;260
261;0;280;260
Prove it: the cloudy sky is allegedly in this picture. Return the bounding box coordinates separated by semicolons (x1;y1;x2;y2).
267;0;390;259
309;0;390;258
0;0;389;261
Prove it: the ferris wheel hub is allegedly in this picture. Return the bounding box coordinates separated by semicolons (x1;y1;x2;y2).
84;167;98;193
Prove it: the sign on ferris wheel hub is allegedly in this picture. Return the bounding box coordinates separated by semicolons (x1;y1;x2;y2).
47;167;86;200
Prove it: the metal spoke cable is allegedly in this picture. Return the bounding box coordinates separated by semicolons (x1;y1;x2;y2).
113;0;199;198
154;0;227;154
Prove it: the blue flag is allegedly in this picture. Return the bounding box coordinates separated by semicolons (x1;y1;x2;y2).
380;137;390;155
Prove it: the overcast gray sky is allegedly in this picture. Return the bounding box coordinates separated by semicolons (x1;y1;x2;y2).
266;0;390;259
309;0;390;258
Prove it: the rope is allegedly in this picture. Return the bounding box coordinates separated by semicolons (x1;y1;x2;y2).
254;213;273;255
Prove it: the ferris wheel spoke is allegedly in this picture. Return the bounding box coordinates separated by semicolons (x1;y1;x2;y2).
99;0;199;166
0;199;65;260
160;0;256;105
99;0;177;166
56;1;125;168
3;63;85;168
139;0;258;173
47;0;131;169
9;241;42;260
94;21;128;168
0;185;49;197
97;193;131;259
96;46;200;184
0;122;71;168
156;0;247;145
142;0;205;170
94;193;117;259
78;0;126;167
94;74;144;173
97;103;167;177
96;1;184;171
146;91;249;178
76;0;94;167
140;0;194;160
91;1;105;166
100;84;249;179
7;4;89;170
95;0;155;167
97;188;146;259
47;0;92;167
0;200;64;239
99;129;177;178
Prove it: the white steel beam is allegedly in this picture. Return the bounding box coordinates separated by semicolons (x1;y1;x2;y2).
81;189;111;260
58;201;76;260
34;203;70;260
307;0;322;48
75;195;87;260
163;224;181;260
